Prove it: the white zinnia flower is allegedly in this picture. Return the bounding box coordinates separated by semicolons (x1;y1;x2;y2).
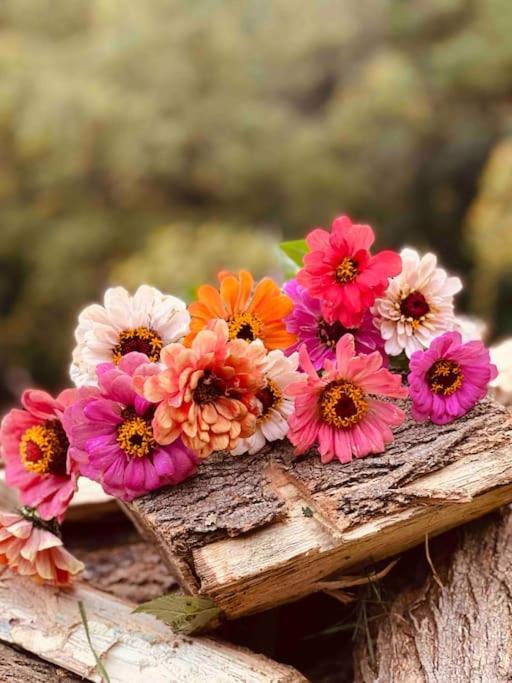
372;248;462;358
231;350;303;456
70;285;190;387
490;338;512;397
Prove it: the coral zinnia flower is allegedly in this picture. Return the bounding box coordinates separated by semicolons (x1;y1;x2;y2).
136;320;266;458
408;331;497;425
186;270;296;350
231;350;303;456
0;509;83;586
297;215;402;328
0;389;79;523
373;248;463;358
283;278;387;371
71;285;190;387
63;353;197;502
286;336;408;464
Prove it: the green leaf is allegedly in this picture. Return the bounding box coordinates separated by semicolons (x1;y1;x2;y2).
134;593;220;635
78;601;111;683
279;239;308;267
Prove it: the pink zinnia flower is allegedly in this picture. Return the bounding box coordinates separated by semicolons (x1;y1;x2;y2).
0;509;84;586
63;352;197;502
297;215;402;328
0;389;79;523
135;320;266;458
408;331;498;425
283;278;387;371
287;335;408;464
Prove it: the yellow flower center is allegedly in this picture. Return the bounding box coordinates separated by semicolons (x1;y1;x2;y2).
112;327;163;364
227;312;263;342
320;380;368;429
116;411;156;458
257;380;282;422
335;258;359;284
20;421;69;476
427;359;464;396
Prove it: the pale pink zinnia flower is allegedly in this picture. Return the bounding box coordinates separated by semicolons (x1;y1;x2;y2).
0;509;84;586
287;335;408;464
373;248;463;358
135;320;266;458
0;389;79;522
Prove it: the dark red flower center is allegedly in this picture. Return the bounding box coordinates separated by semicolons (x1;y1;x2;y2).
318;319;352;349
320;381;368;429
400;292;430;319
112;327;163;364
19;420;69;476
427;359;463;396
256;380;282;418
193;370;228;404
117;408;156;459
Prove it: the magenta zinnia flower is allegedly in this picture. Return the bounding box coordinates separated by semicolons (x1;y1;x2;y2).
0;389;79;522
63;352;197;501
408;331;498;425
286;335;408;464
283;279;387;371
296;215;402;328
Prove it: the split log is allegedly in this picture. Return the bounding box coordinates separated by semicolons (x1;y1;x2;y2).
125;398;512;618
0;571;305;682
0;469;117;521
354;506;512;683
0;641;80;682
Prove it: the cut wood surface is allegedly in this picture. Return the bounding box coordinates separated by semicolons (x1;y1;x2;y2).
0;570;305;683
0;469;117;521
354;506;512;683
126;398;512;618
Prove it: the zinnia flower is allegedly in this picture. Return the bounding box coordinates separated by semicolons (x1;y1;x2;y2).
185;270;296;350
408;331;498;425
136;320;266;458
0;509;84;586
296;215;402;328
70;285;190;387
283;278;387;371
231;350;303;456
0;389;79;522
287;335;408;464
63;353;197;502
373;248;463;358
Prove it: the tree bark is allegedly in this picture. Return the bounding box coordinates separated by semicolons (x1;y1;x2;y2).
354;506;512;683
125;398;512;618
0;641;81;682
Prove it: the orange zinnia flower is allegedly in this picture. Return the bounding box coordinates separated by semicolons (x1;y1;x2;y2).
186;270;297;350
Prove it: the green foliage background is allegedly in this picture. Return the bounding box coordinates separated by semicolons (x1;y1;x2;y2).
1;0;512;406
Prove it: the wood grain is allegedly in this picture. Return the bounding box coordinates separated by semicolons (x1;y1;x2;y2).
126;398;512;618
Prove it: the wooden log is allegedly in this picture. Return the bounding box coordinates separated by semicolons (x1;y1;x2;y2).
0;469;118;521
0;571;305;682
353;506;512;683
125;398;512;618
0;641;81;682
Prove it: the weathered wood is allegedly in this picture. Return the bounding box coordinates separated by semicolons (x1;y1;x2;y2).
126;398;512;618
0;571;305;683
354;506;512;683
0;469;117;521
0;641;81;682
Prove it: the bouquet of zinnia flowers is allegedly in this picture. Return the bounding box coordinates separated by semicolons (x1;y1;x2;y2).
0;214;498;586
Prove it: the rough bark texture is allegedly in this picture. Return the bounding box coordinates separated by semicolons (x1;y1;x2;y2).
0;642;81;682
126;398;512;617
354;507;512;683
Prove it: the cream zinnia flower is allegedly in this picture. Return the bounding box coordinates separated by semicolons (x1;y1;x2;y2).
373;248;462;358
70;285;190;386
231;350;303;456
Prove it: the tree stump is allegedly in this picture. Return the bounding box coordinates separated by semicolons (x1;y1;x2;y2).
125;398;512;618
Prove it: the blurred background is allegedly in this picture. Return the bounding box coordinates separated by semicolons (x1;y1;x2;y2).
1;0;512;409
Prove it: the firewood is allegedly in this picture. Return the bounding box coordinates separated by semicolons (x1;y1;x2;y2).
0;570;305;682
354;506;512;682
0;641;81;682
125;398;512;619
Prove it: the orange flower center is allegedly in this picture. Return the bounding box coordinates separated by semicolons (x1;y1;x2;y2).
20;421;69;476
427;359;463;396
112;327;163;364
227;312;263;342
257;380;282;422
320;380;368;429
335;258;359;284
116;409;156;458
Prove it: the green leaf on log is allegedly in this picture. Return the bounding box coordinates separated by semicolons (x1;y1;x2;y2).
134;593;220;635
